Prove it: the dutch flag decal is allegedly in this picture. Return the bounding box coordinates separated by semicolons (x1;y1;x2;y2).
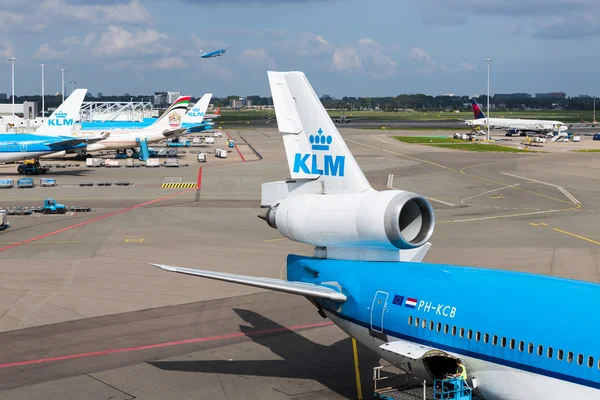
405;298;418;309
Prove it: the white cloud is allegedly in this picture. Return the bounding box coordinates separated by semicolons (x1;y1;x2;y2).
241;48;277;69
358;38;397;78
409;46;437;74
331;47;361;71
91;26;169;58
41;0;152;25
192;36;229;51
151;56;187;70
0;39;15;58
34;43;69;60
296;32;330;56
458;62;478;71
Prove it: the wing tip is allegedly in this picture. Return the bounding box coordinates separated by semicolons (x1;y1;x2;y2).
151;263;178;272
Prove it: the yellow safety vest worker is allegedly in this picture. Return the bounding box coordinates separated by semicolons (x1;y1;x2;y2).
457;363;467;381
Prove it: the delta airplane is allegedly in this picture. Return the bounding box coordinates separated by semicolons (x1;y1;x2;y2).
199;48;226;58
466;99;567;136
0;89;108;163
79;94;214;132
153;71;600;400
47;95;193;156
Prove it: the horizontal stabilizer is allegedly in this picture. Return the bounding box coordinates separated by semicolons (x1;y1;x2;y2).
44;138;87;149
152;264;347;302
380;340;441;360
162;128;188;138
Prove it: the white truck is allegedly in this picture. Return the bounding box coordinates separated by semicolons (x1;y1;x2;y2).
146;158;160;167
215;149;228;159
164;158;179;167
104;159;121;168
86;158;104;167
0;210;9;231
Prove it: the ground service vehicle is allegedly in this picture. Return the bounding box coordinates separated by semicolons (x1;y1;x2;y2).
42;198;66;214
17;160;49;175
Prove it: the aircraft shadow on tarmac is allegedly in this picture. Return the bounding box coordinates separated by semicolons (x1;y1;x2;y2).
149;308;381;398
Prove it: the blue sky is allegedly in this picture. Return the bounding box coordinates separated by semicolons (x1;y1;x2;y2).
0;0;598;97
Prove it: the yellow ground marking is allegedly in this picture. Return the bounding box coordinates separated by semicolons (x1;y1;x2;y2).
491;195;504;199
125;238;145;243
264;238;289;243
437;208;575;224
352;338;363;400
539;223;548;226
530;223;539;226
553;228;600;246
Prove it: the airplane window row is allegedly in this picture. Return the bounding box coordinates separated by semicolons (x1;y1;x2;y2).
407;316;599;370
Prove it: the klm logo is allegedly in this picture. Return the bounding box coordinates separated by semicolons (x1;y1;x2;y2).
48;111;73;126
293;128;345;177
188;108;205;117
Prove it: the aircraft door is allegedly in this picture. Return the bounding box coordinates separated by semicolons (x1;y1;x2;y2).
370;291;388;333
20;143;27;152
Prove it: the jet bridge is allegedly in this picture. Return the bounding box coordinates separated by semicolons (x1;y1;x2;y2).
80;101;154;122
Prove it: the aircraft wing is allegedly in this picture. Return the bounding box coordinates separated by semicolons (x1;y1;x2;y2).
380;340;443;360
44;138;87;148
151;264;348;302
84;131;110;144
162;128;188;138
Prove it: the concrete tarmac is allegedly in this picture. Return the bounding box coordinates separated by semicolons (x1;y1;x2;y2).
1;127;600;399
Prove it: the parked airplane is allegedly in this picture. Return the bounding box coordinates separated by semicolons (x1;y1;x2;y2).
154;71;600;400
199;48;226;58
0;89;107;163
47;96;191;156
466;99;567;136
79;94;214;132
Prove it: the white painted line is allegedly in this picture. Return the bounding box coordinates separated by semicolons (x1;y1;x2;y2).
426;197;457;207
461;184;519;205
501;171;580;205
557;186;580;205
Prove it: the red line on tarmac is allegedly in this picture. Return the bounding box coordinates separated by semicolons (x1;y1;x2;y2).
197;166;203;189
0;188;196;253
225;130;246;162
0;321;334;369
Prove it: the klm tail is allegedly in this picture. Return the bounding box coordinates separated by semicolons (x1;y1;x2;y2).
268;71;370;194
198;49;205;56
36;89;87;137
146;95;191;131
471;99;486;119
182;93;212;126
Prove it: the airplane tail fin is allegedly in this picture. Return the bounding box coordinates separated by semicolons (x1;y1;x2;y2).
198;49;205;56
182;93;212;125
471;99;486;119
214;107;221;116
147;95;191;131
36;89;87;136
267;71;370;194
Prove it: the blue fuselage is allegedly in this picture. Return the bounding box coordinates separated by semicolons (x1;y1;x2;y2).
0;134;86;162
286;255;600;395
81;120;213;133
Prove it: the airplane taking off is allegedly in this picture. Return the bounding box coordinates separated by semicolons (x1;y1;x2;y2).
48;96;191;156
154;71;600;400
0;89;107;163
466;99;567;136
199;48;226;58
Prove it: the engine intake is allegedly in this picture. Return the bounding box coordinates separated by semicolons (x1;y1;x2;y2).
261;189;435;253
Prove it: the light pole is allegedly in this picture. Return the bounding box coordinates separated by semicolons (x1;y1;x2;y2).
59;68;66;102
485;57;492;140
594;96;596;124
69;80;76;95
8;57;16;119
40;64;46;118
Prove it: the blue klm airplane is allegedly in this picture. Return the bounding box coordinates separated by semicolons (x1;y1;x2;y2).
0;89;107;163
153;71;600;400
199;48;226;58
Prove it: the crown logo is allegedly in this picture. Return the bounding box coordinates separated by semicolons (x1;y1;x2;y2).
309;128;332;151
55;111;67;118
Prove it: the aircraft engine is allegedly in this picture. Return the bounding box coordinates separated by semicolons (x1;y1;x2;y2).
262;190;435;251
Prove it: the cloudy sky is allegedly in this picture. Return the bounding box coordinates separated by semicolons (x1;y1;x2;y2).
0;0;598;97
